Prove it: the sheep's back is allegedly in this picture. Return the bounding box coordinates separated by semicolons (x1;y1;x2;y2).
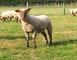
22;15;51;33
30;15;51;32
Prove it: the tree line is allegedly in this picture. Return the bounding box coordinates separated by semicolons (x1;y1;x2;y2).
0;0;76;6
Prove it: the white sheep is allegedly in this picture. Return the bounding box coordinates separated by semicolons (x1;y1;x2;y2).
70;9;73;16
15;8;52;49
8;10;19;22
0;11;21;23
70;9;77;16
0;11;10;21
10;11;21;23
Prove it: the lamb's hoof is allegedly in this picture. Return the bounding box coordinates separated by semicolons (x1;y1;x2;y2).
34;46;37;49
26;45;29;47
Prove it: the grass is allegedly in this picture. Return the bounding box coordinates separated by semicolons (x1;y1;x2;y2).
0;6;77;60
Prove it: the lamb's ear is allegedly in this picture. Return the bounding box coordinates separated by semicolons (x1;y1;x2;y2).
15;10;19;13
27;8;31;12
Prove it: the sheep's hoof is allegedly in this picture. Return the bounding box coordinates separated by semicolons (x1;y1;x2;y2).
26;45;29;47
46;41;48;44
50;42;52;45
34;46;37;49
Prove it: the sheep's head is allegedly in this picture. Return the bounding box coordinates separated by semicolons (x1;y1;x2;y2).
15;8;31;20
0;15;3;20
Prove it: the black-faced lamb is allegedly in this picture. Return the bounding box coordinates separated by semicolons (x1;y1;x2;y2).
15;8;52;49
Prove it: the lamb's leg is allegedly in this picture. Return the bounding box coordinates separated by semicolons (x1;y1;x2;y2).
47;27;52;45
32;30;37;49
25;32;29;47
42;31;48;44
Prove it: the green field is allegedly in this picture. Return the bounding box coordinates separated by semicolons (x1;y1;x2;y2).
0;6;77;60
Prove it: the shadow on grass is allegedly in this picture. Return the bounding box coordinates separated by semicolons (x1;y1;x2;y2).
51;39;77;46
0;35;32;40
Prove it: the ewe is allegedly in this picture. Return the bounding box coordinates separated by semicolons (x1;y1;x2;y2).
15;8;52;49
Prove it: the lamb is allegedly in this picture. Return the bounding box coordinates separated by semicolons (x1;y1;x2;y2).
70;9;77;16
15;8;52;49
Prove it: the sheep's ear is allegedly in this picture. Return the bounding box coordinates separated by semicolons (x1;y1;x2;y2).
27;8;31;12
15;10;19;13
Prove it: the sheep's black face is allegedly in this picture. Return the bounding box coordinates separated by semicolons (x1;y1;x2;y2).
15;8;31;20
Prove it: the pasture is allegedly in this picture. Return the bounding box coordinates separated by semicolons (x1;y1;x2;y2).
0;6;77;60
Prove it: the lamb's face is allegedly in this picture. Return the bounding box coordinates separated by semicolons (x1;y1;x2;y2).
15;8;31;20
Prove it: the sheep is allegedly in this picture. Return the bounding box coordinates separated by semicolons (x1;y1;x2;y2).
0;11;10;22
70;9;73;16
8;11;19;23
9;11;21;23
70;9;77;16
0;11;21;23
15;8;52;49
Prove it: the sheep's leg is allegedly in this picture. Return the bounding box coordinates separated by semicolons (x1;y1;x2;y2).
73;14;76;16
73;13;76;16
15;17;18;23
70;13;72;16
25;32;29;47
3;18;6;22
48;30;52;45
47;27;52;45
10;17;12;21
32;31;37;49
42;32;48;44
7;18;9;22
19;19;21;23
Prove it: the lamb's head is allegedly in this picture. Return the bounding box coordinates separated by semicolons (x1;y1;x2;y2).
15;8;31;20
